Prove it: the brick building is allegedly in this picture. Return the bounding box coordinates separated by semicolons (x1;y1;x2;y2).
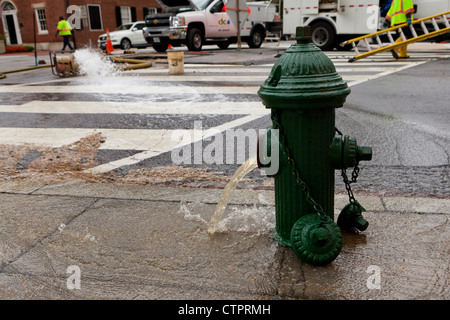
0;0;162;50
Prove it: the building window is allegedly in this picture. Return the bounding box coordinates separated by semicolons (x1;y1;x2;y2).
143;7;158;17
88;4;103;31
34;8;48;34
120;6;132;24
115;6;136;27
2;1;15;11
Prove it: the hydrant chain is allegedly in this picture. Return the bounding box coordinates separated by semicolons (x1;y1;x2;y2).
342;168;358;204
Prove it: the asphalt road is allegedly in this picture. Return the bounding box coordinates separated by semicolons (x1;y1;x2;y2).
0;44;449;197
337;57;450;196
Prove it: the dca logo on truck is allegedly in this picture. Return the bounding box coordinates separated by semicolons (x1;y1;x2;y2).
218;18;231;25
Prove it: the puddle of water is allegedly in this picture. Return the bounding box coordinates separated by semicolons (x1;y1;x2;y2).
215;205;275;235
207;155;258;235
181;200;275;236
179;201;208;225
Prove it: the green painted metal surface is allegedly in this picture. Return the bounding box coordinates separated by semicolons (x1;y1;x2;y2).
271;107;336;246
291;213;343;266
258;26;350;110
258;26;372;266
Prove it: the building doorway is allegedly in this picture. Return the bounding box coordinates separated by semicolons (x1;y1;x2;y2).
1;1;22;45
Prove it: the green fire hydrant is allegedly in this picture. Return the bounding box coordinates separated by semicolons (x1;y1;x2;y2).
257;26;372;266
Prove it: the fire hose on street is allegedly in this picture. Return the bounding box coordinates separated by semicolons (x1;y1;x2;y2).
110;57;152;70
0;64;51;79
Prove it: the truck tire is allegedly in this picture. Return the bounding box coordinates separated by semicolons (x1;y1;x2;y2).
187;28;203;51
311;21;335;51
248;27;264;48
153;44;168;53
335;36;354;51
217;42;230;49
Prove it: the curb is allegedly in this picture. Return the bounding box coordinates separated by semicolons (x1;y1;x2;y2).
1;180;448;215
0;50;50;57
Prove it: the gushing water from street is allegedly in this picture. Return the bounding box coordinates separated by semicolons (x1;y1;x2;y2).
72;49;149;103
207;155;258;235
72;49;204;104
74;48;121;78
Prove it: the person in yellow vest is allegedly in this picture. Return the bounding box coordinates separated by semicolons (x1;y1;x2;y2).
55;16;74;51
385;0;414;59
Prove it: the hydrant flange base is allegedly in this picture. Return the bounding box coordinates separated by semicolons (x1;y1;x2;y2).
290;213;343;266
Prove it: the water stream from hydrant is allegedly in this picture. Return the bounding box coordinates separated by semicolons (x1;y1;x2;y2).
72;49;262;235
207;155;258;235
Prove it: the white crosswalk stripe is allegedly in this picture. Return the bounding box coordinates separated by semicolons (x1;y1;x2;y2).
0;101;267;115
0;51;438;173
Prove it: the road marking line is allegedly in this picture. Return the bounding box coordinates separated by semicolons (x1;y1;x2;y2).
85;114;263;174
0;74;387;95
84;75;270;81
0;127;101;148
0;127;190;150
0;85;260;94
134;67;272;73
347;60;429;87
0;101;269;115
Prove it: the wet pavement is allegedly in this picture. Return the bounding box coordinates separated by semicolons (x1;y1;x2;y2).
0;42;449;302
0;180;448;300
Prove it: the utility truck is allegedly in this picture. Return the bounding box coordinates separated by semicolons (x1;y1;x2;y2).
143;0;278;52
282;0;450;50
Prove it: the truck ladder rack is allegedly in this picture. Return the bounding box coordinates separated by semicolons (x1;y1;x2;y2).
340;11;450;62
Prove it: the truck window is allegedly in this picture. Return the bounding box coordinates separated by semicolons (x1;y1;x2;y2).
192;0;215;11
210;0;224;13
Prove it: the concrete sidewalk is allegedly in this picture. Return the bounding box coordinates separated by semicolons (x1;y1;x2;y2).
0;179;448;300
0;51;51;71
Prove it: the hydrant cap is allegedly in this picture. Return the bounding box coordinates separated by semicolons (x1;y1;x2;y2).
258;26;351;109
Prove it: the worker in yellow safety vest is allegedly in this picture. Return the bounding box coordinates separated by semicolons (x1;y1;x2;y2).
385;0;415;59
55;16;74;51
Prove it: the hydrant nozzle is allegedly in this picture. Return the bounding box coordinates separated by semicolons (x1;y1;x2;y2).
331;135;372;169
295;25;312;43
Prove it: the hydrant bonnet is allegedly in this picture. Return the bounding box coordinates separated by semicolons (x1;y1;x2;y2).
258;26;351;109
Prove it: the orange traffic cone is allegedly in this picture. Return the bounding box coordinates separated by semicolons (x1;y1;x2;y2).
106;28;114;54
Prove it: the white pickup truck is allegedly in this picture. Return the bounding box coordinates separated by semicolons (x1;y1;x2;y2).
143;0;277;52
